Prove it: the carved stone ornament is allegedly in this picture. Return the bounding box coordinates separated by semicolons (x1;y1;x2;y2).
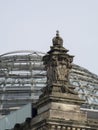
42;31;76;95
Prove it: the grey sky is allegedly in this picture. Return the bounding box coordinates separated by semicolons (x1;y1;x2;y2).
0;0;98;74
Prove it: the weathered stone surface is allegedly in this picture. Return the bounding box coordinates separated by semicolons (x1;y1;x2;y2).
36;97;87;123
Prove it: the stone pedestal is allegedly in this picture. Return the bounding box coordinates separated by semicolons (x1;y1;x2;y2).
31;93;88;130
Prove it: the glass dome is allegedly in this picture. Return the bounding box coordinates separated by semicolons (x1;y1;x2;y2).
0;50;98;115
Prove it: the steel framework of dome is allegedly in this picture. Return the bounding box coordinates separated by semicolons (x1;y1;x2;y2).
0;50;98;115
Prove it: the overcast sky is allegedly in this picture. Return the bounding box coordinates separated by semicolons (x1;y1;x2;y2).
0;0;98;75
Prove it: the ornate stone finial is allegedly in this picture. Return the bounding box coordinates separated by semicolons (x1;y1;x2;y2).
52;30;63;46
41;31;76;96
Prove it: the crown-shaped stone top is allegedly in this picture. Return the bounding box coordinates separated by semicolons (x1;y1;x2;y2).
52;31;63;47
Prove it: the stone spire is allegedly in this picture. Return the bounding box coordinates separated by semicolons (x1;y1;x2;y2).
42;31;76;96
